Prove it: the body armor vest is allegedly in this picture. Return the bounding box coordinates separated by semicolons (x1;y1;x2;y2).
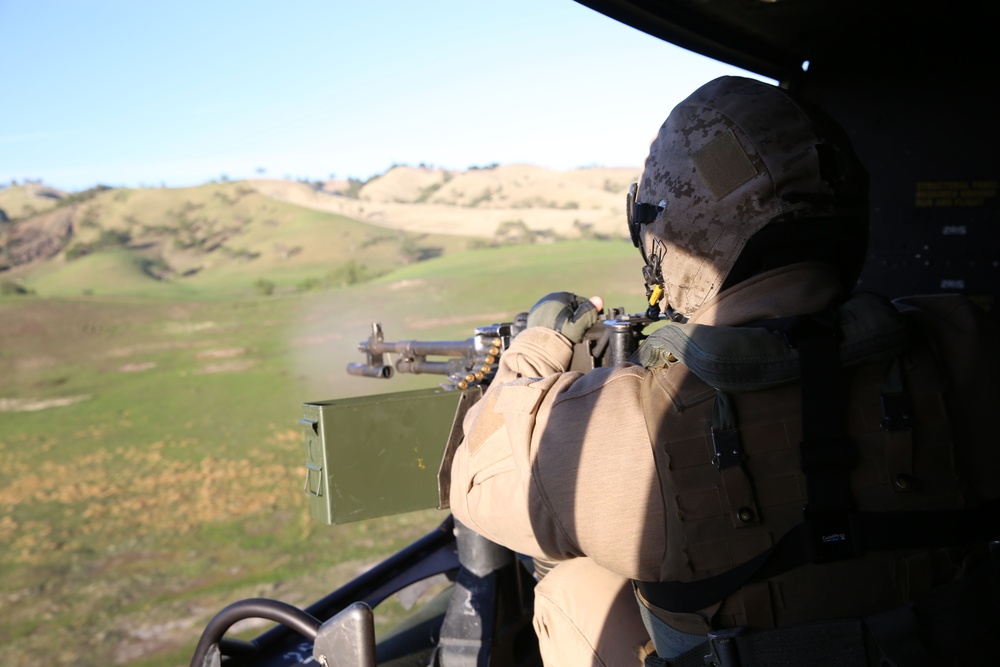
637;293;976;630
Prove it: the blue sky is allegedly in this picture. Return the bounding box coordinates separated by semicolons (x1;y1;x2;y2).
1;0;762;192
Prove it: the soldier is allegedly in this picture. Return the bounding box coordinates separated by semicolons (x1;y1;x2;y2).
449;76;1000;665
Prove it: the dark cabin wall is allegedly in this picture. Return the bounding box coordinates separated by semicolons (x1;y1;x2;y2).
787;6;998;309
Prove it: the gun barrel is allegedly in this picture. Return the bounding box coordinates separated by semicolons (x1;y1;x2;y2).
367;340;474;358
396;359;458;375
346;363;394;379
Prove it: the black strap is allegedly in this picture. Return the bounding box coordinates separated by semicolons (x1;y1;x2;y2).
793;311;856;511
636;499;1000;614
657;620;868;667
742;310;856;515
795;311;866;567
649;553;999;667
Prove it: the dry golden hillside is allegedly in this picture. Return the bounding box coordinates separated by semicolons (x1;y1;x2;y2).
250;164;640;239
0;183;67;220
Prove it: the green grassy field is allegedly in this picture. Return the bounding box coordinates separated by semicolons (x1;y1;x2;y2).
0;239;645;666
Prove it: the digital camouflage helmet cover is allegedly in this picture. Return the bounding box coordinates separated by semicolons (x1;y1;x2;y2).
630;76;869;317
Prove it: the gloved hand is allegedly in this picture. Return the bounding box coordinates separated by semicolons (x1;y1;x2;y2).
526;292;602;344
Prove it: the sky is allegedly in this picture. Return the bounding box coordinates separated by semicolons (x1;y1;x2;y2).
1;0;764;192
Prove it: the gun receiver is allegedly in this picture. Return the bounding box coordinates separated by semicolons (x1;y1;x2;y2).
346;319;523;390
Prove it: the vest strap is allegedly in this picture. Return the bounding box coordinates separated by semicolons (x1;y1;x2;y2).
792;310;856;517
635;499;1000;614
881;357;916;493
644;551;998;666
711;391;761;527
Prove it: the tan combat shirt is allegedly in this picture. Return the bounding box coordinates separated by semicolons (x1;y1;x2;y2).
449;263;847;581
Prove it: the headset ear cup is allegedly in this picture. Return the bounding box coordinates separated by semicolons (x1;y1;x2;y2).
627;183;640;247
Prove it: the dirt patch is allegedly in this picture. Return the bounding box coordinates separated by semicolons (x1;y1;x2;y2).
166;321;217;334
195;360;254;374
196;347;246;359
12;357;57;371
113;617;200;664
105;341;195;358
0;395;90;412
119;362;156;372
386;279;426;291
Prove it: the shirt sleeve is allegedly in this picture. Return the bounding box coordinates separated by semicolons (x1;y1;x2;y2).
449;327;667;581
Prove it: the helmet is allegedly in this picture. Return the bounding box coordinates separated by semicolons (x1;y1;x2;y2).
629;76;869;318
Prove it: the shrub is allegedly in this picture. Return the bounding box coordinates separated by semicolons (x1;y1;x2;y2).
0;280;32;296
467;188;494;208
139;257;171;280
253;278;276;296
328;260;379;286
296;261;384;291
572;219;612;241
495;220;535;244
296;277;323;292
58;185;111;207
65;244;93;260
344;178;367;199
415;182;444;204
399;236;421;263
98;228;131;246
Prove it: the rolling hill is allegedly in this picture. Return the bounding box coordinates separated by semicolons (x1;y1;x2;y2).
0;182;66;220
0;165;639;298
256;164;638;238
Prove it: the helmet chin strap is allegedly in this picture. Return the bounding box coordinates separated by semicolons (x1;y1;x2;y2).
642;248;665;320
664;304;687;323
641;243;687;323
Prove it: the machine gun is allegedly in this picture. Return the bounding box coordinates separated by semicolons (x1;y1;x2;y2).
345;306;657;390
304;307;656;523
